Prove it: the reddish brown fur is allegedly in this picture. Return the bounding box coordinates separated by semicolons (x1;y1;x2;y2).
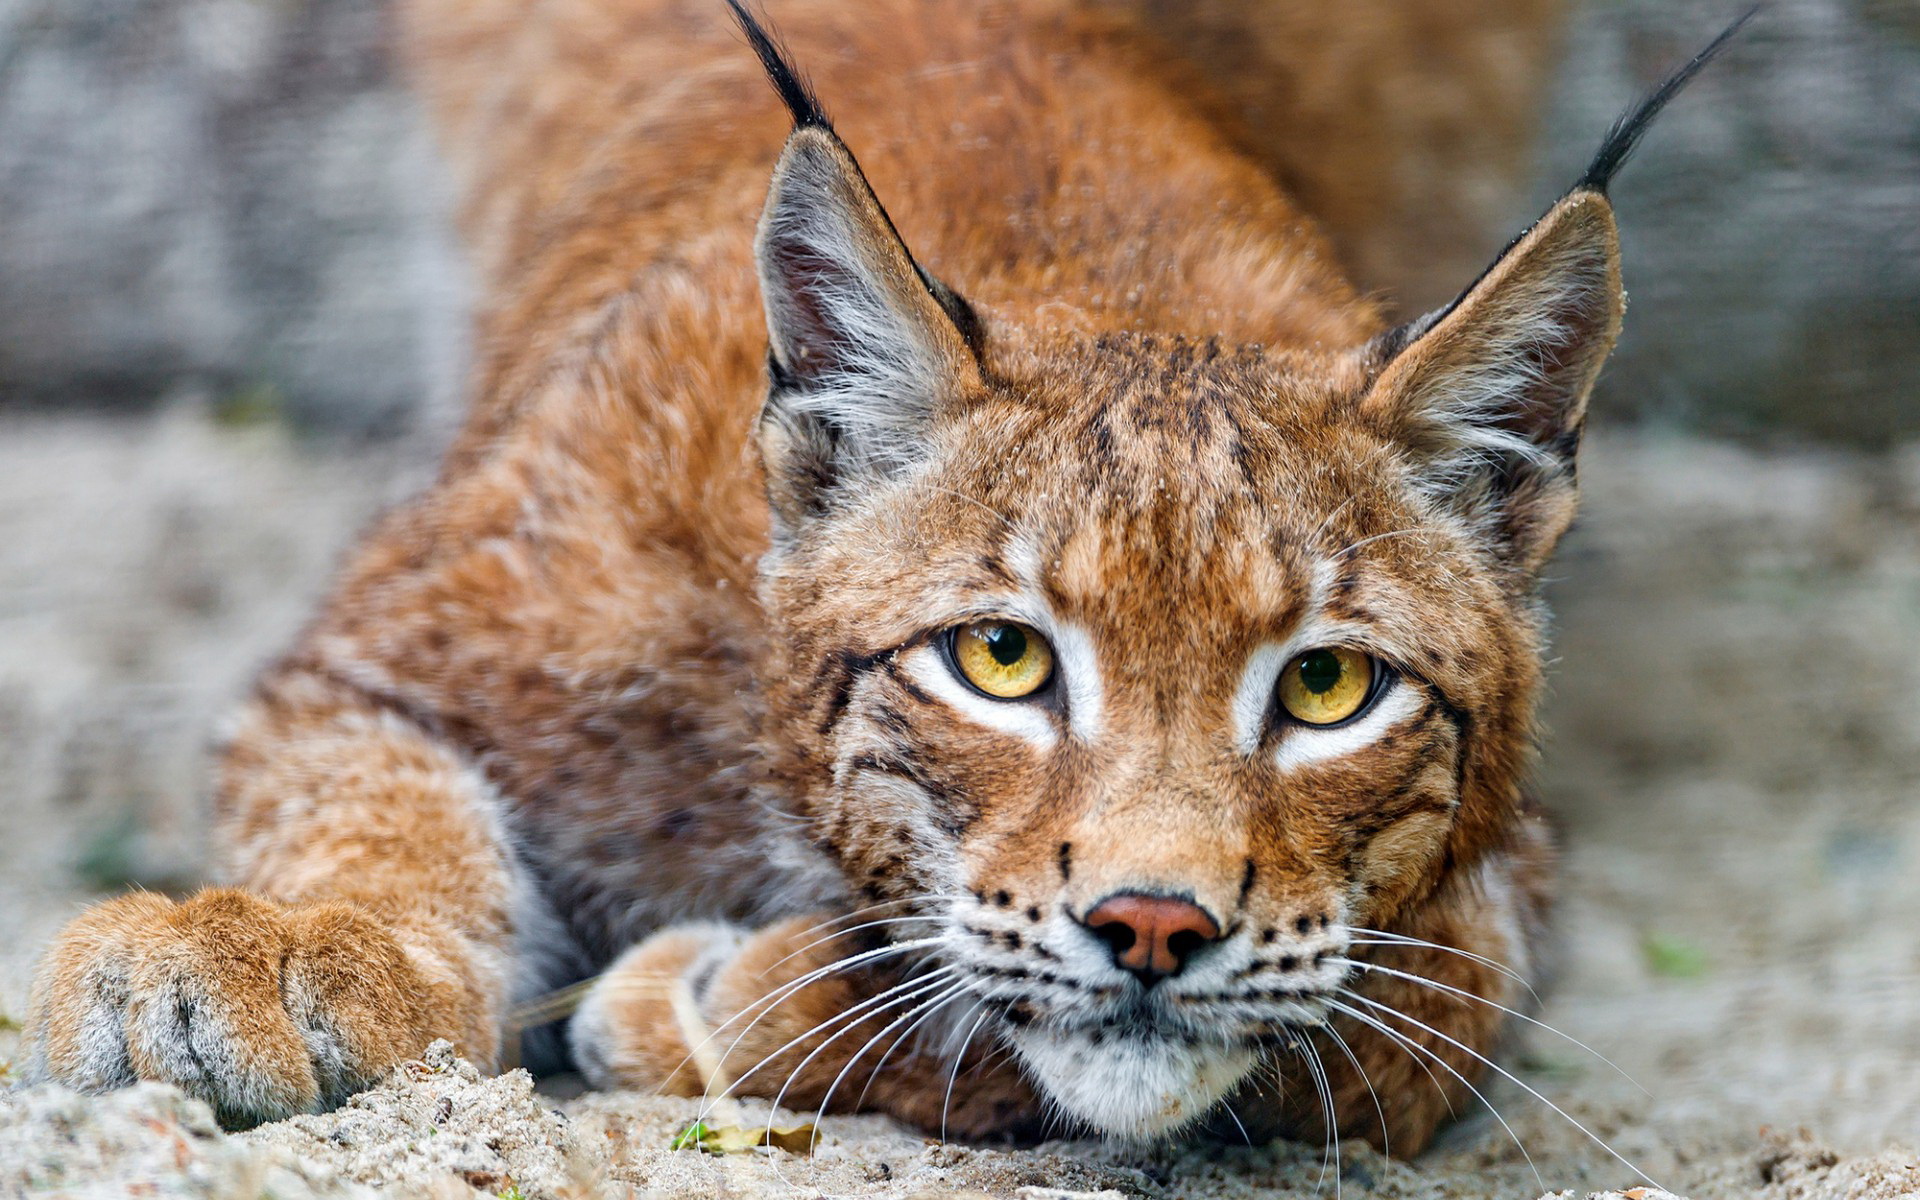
23;0;1630;1154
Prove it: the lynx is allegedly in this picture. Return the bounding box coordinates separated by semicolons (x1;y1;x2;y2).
24;0;1741;1153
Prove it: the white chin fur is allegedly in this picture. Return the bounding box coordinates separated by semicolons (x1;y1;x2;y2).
1010;1026;1256;1139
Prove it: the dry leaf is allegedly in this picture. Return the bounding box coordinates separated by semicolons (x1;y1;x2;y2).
669;1121;818;1155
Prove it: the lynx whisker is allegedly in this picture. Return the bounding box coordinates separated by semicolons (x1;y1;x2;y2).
1323;1021;1390;1159
719;967;963;1123
767;915;950;974
939;990;1005;1144
853;972;990;1113
811;978;979;1136
1339;990;1659;1189
1324;996;1544;1193
672;935;945;1104
1334;957;1646;1095
780;896;946;947
1220;1095;1256;1148
763;975;967;1148
923;484;1019;535
1294;1033;1340;1197
1331;527;1434;560
1346;926;1537;996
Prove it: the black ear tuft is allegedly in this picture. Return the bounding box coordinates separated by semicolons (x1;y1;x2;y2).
1389;8;1754;366
1576;7;1756;194
724;0;831;131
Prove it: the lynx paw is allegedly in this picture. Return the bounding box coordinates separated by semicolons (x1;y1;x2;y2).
569;922;747;1094
569;916;864;1098
23;889;446;1126
569;917;1040;1139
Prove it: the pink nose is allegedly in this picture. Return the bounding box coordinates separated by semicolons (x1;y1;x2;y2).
1082;893;1221;982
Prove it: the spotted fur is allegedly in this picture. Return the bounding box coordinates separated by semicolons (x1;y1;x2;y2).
23;0;1735;1152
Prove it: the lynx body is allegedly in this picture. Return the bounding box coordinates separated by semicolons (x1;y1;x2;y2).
24;0;1737;1152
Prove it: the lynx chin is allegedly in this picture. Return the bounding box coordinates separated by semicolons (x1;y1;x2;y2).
23;0;1745;1152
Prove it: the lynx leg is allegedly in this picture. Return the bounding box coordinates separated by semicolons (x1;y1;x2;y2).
24;668;534;1125
572;915;1040;1139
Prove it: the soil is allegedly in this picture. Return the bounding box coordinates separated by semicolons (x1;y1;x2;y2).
1;400;1916;1198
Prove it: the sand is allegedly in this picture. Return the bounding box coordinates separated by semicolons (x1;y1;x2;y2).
3;1038;1914;1198
1;401;1917;1198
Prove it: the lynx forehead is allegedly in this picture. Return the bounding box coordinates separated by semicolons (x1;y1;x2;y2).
22;0;1743;1156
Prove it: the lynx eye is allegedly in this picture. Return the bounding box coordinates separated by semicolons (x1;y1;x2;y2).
1277;647;1376;726
950;621;1055;699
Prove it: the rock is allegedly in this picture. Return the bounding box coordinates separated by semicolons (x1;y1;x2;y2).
240;1040;586;1197
0;1042;588;1199
0;1076;370;1198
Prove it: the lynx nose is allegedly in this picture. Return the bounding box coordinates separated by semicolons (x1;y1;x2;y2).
1081;892;1222;984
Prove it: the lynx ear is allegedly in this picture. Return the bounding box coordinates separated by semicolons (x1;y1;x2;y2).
1363;190;1622;575
752;128;983;530
1364;10;1749;575
726;0;982;533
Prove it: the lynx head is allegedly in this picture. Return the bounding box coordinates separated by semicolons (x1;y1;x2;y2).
732;1;1740;1138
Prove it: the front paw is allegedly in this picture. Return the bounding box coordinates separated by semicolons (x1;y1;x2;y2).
23;889;450;1126
569;916;866;1099
569;922;747;1094
570;916;1040;1140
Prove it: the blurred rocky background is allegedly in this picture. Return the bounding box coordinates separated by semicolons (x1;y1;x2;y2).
1541;0;1920;444
0;0;465;435
0;0;1913;440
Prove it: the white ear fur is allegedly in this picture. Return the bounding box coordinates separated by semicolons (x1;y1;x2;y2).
754;127;979;493
1365;191;1624;572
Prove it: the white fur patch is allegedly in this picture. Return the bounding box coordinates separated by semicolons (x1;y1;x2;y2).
901;583;1107;748
900;642;1057;749
998;533;1104;743
1229;602;1421;767
1229;642;1292;756
1010;1025;1256;1138
1271;684;1423;773
1050;618;1105;743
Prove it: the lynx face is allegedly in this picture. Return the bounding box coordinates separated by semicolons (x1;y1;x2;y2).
763;339;1555;1134
737;24;1622;1134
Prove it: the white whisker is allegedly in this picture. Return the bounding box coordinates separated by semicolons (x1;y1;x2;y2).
1326;995;1543;1193
939;993;1001;1144
852;977;978;1112
1335;957;1646;1095
1346;926;1538;997
1297;1035;1340;1198
1332;527;1432;559
810;978;974;1134
680;936;945;1113
744;969;964;1124
766;915;949;974
1340;990;1659;1189
1322;1021;1389;1159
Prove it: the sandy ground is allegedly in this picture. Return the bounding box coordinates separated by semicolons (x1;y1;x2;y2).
1;399;1917;1198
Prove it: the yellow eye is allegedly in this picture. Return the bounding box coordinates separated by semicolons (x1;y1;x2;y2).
951;621;1055;699
1277;647;1376;726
